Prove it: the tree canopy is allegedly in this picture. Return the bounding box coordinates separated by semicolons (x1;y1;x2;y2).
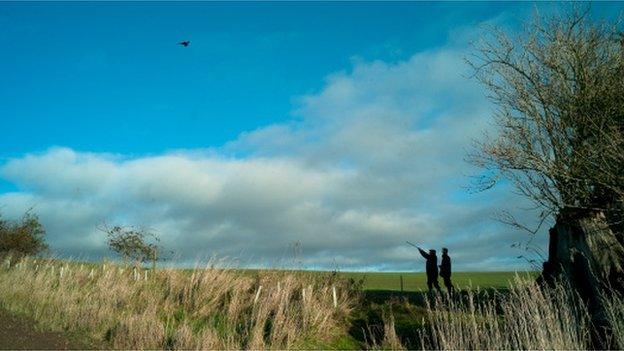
469;9;624;231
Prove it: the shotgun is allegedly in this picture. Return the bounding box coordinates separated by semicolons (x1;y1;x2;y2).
406;241;420;250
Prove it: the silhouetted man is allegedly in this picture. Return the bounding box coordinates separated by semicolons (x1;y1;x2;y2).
440;247;455;295
418;247;441;293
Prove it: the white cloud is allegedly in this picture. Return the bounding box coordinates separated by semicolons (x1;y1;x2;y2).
0;27;547;270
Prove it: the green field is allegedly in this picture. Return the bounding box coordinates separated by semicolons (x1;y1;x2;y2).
230;269;538;291
337;271;538;291
180;267;538;292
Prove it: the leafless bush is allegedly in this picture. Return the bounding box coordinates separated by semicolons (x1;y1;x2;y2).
100;224;163;269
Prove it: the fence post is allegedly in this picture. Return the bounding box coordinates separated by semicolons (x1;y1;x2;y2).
254;285;263;304
332;286;337;308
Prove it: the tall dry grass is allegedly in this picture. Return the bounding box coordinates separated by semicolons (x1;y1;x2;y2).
416;276;594;350
603;290;624;349
0;257;357;349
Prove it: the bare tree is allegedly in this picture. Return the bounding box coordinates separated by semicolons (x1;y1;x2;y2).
468;8;624;348
101;224;163;270
470;9;624;221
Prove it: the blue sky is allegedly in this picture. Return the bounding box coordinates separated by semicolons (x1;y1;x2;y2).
2;2;518;158
1;2;622;270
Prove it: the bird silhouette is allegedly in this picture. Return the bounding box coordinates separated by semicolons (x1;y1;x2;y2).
179;41;190;47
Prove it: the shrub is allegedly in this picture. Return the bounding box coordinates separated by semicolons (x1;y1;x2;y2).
101;225;162;268
0;211;48;261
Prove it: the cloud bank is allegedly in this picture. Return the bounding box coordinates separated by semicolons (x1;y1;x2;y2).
0;34;547;271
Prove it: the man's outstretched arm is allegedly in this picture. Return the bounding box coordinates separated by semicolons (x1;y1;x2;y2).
418;248;429;259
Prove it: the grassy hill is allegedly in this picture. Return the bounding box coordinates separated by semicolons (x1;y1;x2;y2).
337;271;538;291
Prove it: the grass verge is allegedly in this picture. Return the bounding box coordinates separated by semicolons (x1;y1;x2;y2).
0;257;359;349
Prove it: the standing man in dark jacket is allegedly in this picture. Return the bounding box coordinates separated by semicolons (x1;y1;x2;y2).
439;247;454;295
417;247;441;293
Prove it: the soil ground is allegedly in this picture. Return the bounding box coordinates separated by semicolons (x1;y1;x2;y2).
0;308;91;350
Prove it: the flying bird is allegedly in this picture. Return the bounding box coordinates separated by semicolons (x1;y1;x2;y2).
179;41;190;47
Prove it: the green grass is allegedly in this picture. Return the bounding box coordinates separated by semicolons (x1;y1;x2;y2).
151;263;537;292
226;269;536;291
337;271;538;291
59;259;534;292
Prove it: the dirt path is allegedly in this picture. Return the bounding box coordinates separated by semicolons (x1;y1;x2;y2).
0;308;91;350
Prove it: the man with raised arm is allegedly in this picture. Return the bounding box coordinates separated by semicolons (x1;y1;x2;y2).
417;247;442;293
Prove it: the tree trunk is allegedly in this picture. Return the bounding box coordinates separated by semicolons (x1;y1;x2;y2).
542;208;624;349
